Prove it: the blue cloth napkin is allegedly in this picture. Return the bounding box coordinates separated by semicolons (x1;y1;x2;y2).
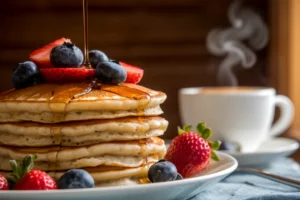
191;158;300;200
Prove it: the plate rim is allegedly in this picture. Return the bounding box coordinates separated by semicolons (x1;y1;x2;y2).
225;137;299;156
0;152;238;195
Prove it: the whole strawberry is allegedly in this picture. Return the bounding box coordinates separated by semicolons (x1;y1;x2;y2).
0;174;9;190
8;155;57;190
165;123;221;178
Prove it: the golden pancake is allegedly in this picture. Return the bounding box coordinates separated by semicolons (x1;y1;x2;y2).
0;83;166;123
0;117;168;147
0;137;166;171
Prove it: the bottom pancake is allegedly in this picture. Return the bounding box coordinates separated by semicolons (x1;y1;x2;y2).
0;163;152;187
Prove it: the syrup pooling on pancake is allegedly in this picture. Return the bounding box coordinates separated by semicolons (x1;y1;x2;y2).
101;84;151;117
48;82;92;113
0;83;165;113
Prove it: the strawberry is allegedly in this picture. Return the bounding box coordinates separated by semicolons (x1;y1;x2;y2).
8;155;57;190
119;62;144;84
40;68;96;82
165;123;221;178
14;170;57;190
29;38;71;68
0;175;9;190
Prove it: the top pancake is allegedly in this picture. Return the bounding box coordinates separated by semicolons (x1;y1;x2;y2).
0;83;166;123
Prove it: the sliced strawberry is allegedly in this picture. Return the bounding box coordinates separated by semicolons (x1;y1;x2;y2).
29;38;71;68
40;68;96;82
119;62;144;84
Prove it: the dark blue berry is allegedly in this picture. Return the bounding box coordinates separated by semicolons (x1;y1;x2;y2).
50;42;83;67
11;61;42;89
109;59;120;64
148;160;178;183
58;169;94;189
89;50;109;68
219;141;240;152
176;173;183;180
96;62;126;84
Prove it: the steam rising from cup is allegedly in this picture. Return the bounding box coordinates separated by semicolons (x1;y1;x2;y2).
206;0;268;86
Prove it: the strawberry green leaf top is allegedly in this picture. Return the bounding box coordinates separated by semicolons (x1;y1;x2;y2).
8;154;37;186
165;122;222;178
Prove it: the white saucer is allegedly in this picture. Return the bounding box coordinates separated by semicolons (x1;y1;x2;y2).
0;152;237;200
223;137;299;167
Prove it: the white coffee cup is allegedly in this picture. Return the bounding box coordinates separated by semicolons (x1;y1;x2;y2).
178;87;294;152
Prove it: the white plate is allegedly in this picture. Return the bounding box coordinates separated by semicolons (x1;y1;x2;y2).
224;137;299;167
0;152;237;200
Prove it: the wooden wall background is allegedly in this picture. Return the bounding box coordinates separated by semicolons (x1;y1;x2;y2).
0;0;268;138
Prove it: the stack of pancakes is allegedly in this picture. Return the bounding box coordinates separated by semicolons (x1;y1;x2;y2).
0;82;168;186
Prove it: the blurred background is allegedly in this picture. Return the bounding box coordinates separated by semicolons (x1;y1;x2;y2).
0;0;268;136
0;0;299;146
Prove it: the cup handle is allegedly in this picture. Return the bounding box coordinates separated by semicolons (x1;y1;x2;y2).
269;95;294;137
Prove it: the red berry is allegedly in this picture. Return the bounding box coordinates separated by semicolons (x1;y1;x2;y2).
40;68;96;82
30;38;71;68
165;123;221;178
14;170;57;190
119;62;144;84
166;132;211;178
0;174;9;190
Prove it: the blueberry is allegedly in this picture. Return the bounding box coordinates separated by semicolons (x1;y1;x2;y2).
96;62;126;84
11;61;42;89
58;169;94;189
176;173;183;180
50;42;83;67
148;160;178;183
109;59;120;64
219;141;241;152
89;50;109;68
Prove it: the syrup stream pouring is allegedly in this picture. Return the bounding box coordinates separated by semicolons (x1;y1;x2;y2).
236;168;300;189
82;0;91;68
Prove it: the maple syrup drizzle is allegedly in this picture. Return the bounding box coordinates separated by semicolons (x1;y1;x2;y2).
100;84;150;101
73;83;93;98
100;84;151;112
82;0;91;68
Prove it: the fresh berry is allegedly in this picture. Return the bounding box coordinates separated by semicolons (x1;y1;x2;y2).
148;160;178;183
119;62;144;84
50;42;83;68
58;169;94;189
0;175;9;190
110;60;144;84
11;61;42;89
165;123;221;178
219;141;241;152
96;62;126;84
30;38;71;68
89;50;109;68
14;170;57;190
40;68;96;82
8;155;57;190
175;174;183;180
